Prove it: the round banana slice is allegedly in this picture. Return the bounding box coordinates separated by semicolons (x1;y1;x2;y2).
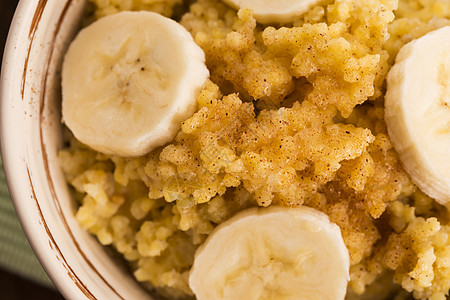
189;206;350;300
385;26;450;205
62;11;209;157
221;0;324;24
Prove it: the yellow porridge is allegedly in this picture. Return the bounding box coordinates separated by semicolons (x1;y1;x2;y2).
59;0;450;299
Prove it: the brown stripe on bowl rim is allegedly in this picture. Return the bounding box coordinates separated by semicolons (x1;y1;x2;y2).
25;0;127;298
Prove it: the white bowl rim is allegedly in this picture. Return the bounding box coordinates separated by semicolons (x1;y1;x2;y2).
0;1;153;299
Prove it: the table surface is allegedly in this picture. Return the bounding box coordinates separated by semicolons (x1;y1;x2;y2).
1;1;64;299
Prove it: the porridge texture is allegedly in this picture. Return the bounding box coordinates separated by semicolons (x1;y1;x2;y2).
59;0;450;299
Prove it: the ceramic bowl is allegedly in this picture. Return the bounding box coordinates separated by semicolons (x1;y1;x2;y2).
1;1;152;298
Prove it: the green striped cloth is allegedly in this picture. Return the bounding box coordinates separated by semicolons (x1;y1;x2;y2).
0;156;54;288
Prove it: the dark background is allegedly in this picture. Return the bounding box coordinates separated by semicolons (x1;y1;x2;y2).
0;1;64;299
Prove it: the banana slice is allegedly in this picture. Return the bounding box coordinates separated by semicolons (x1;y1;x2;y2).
221;0;324;24
62;11;209;157
189;206;350;300
385;26;450;205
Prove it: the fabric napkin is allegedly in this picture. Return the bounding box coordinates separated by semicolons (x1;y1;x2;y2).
0;155;54;288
